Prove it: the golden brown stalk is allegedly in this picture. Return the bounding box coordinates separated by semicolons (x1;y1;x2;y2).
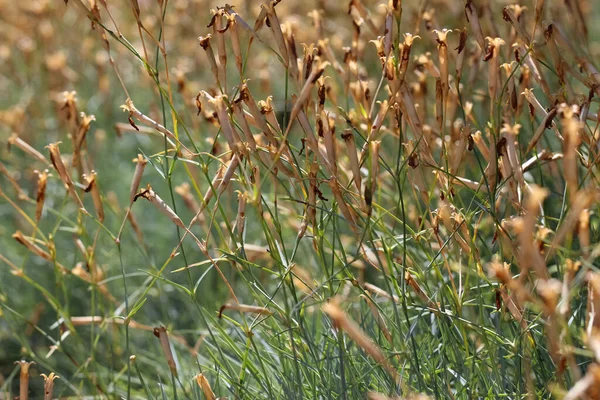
502;6;531;44
8;133;49;165
559;104;582;205
520;186;550;281
263;1;288;68
218;303;272;318
521;151;561;173
134;184;185;229
522;89;561;141
381;8;393;53
282;22;300;81
306;162;319;231
589;273;600;336
231;101;257;152
398;84;438;173
579;209;590;259
0;162;28;201
360;294;392;343
501;62;518;112
34;169;50;222
548;190;598;261
72;112;95;178
204;92;241;153
198;34;220;88
364;282;400;303
485;37;505;108
534;0;545;29
397;34;419;87
41;373;59;400
294;98;331;172
259;96;282;134
175;183;201;216
455;28;468;86
435;79;443;132
130;154;147;203
228;13;243;77
515;45;551;99
284;61;329;137
121;99;192;154
209;9;228;88
464;0;485;52
301;43;317;84
15;360;35;400
319;111;337;176
366;140;381;213
83;171;104;222
57;90;80;132
235;191;247;239
114;122;178;147
127;211;144;243
173;154;241;253
322;299;400;384
13;231;52;261
500;124;524;192
47;142;85;209
433;29;450;110
239;82;278;146
153;326;177;377
195;374;216;400
371;36;385;60
560;259;580;316
72;263;116;303
488;259;531;310
563;364;600;400
543;24;568;88
307;9;324;39
471;130;490;162
367;100;389;145
341;130;362;192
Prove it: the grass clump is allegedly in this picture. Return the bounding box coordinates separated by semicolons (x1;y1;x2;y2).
1;0;600;398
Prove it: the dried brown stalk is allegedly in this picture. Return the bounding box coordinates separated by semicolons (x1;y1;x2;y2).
153;326;177;377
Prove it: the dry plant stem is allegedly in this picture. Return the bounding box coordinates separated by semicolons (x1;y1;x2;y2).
40;373;59;400
34;169;50;222
228;13;243;77
341;130;362;191
465;0;485;52
0;162;29;201
83;171;104;222
198;34;221;88
153;326;177;377
122;99;193;155
195;374;217;400
114;122;177;148
519;186;550;281
47;142;85;209
8;133;49;165
322;299;401;386
211;10;228;89
284;61;329;138
15;361;35;400
360;294;392;343
117;154;147;241
264;1;288;68
218;303;272;318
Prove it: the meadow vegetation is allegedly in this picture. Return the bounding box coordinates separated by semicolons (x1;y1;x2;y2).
1;0;600;398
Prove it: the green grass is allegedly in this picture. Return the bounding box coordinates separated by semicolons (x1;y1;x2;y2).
1;0;600;398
